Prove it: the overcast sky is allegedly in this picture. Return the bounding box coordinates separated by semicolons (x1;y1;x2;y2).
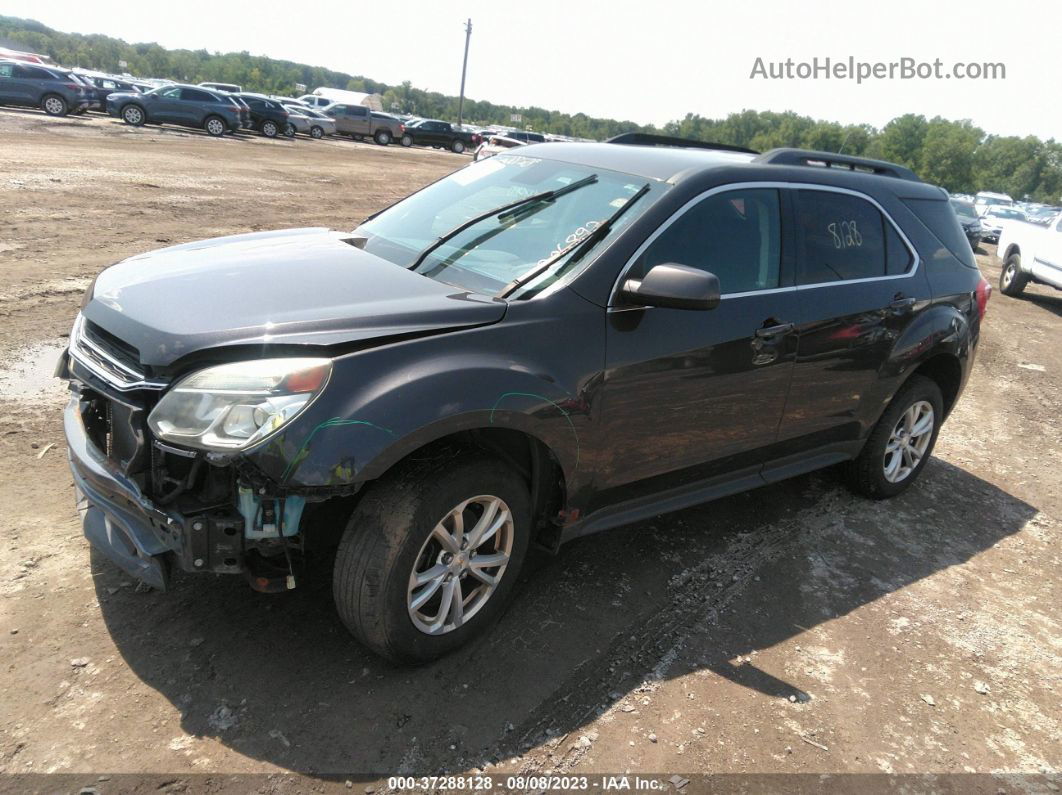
5;0;1057;139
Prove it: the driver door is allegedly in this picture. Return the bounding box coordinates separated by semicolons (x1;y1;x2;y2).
594;187;800;507
148;86;183;122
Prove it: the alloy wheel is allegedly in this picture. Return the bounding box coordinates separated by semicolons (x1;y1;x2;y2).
44;96;65;115
206;118;225;136
406;495;514;635
883;400;934;483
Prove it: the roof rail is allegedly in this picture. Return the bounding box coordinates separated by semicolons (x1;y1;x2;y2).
753;148;921;182
607;133;758;155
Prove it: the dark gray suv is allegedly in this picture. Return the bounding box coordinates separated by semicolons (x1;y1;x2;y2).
0;59;93;116
106;83;242;137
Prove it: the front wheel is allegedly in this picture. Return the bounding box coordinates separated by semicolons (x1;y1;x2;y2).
121;104;145;126
284;123;296;137
374;129;392;145
451;139;465;154
261;120;278;138
42;94;69;117
310;125;324;139
999;252;1029;297
844;375;943;499
400;134;413;147
333;454;531;663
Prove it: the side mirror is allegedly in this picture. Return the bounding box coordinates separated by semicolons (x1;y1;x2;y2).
622;263;721;311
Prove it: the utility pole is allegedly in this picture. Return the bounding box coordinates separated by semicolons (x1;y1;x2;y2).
457;18;472;127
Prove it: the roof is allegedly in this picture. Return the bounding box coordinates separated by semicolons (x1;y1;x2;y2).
518;141;944;199
518;142;757;182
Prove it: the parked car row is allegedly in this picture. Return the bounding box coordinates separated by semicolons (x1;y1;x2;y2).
0;54;550;156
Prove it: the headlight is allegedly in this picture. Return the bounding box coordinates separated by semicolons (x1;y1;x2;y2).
148;358;332;452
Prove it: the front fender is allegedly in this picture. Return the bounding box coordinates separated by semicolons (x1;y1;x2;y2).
244;293;603;493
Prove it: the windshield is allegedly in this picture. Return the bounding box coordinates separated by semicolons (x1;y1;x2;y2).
356;155;663;297
990;208;1025;219
950;200;977;220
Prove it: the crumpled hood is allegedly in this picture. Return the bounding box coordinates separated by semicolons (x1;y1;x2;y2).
83;228;507;367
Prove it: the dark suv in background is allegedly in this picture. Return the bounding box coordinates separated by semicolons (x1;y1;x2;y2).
0;59;93;116
59;135;990;662
107;83;242;136
234;93;291;138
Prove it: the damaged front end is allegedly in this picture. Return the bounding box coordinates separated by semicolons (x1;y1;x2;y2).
60;314;332;593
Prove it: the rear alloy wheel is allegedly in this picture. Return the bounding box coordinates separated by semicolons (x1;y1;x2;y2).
451;139;465;154
261;120;278;138
999;253;1029;297
203;115;227;137
310;125;324;139
121;104;145;126
400;134;413;147
42;94;68;117
333;454;530;663
374;129;392;146
844;375;943;499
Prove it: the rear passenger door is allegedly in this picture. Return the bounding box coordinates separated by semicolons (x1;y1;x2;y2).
774;187;929;459
177;88;215;125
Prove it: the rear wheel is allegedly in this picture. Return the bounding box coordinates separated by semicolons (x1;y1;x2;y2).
374;129;392;146
451;139;465;154
844;375;943;499
203;115;227;137
42;94;68;117
121;104;145;126
310;125;324;139
333;454;531;663
999;252;1029;297
261;120;278;138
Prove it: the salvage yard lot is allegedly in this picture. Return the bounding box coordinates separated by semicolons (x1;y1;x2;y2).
0;108;1059;785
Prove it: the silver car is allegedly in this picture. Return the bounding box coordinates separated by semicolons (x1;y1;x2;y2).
283;104;335;139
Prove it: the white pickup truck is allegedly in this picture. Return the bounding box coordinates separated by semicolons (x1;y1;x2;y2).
996;212;1062;297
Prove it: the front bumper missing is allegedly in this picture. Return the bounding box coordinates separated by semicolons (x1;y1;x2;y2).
64;397;244;589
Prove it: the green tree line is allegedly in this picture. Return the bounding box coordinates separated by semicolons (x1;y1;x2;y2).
3;15;1059;201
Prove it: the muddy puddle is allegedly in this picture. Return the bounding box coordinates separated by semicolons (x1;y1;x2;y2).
0;341;70;403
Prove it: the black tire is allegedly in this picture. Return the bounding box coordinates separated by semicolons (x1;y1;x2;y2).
374;129;392;146
261;120;278;138
333;453;531;663
41;94;68;117
121;104;145;126
310;125;324;139
400;134;413;147
451;139;465;154
999;252;1029;297
284;123;296;138
203;115;227;137
844;375;944;499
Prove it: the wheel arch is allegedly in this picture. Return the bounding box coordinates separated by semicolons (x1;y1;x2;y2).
908;353;963;417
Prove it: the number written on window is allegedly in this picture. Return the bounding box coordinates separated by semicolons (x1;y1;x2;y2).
827;220;864;249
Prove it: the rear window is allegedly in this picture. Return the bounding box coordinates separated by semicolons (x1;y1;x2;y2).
795;190;911;283
903;198;977;268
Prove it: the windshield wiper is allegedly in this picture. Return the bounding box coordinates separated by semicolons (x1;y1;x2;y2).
406;174;598;272
499;182;652;297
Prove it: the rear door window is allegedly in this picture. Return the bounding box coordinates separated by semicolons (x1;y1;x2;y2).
179;88;215;102
0;63;13;78
795;190;907;283
633;188;782;295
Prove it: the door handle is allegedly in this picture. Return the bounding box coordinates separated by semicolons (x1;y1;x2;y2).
888;295;916;314
754;322;794;338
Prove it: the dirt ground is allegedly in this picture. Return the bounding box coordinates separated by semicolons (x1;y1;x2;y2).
0;108;1059;792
